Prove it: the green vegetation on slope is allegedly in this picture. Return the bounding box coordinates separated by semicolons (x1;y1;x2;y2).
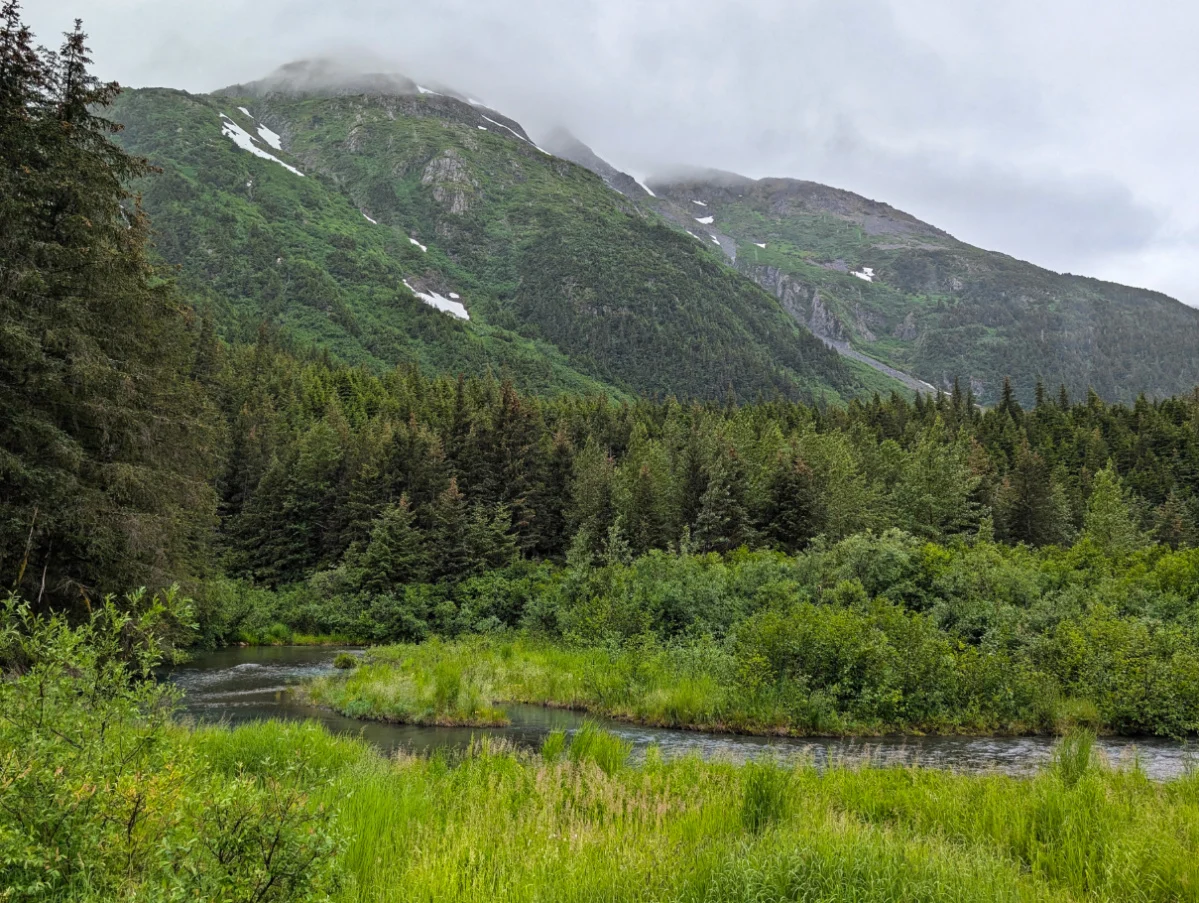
651;175;1199;405
108;84;862;402
108;88;616;398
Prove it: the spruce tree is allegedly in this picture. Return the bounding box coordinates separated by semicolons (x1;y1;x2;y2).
759;455;818;553
427;477;472;581
358;495;429;594
1082;464;1147;555
0;11;216;603
693;448;755;553
996;442;1072;547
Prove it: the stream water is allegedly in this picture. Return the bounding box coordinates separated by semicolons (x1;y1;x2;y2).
169;645;1195;779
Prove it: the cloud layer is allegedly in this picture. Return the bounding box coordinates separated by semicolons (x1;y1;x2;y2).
30;0;1198;303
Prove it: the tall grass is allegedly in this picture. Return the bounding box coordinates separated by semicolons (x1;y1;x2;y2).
304;653;507;727
333;636;1035;737
189;720;1199;903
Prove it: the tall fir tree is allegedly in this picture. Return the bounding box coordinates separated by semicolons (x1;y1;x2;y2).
0;11;217;603
357;495;430;594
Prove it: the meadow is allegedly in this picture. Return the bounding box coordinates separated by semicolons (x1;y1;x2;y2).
199;720;1199;903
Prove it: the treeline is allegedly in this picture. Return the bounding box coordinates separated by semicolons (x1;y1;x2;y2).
209;342;1199;595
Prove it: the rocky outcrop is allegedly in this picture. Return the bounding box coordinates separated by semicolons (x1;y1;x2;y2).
893;311;919;341
422;149;477;215
747;265;846;342
853;304;878;343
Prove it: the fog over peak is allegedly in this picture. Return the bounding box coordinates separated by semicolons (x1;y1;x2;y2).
29;0;1199;305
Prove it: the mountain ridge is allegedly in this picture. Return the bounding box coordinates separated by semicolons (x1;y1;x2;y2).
108;71;868;403
116;58;1199;406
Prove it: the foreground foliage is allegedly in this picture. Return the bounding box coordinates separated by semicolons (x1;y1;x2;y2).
5;596;1199;901
198;721;1199;903
0;596;339;902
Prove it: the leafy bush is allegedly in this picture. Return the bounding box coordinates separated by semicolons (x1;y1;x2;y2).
0;593;341;902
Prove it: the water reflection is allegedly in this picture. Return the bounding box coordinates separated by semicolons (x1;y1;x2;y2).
169;645;1194;780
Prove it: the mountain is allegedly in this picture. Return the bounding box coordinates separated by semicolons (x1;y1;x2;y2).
539;127;653;201
106;63;870;403
638;169;1199;405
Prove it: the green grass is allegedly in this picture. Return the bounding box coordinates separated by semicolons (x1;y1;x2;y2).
188;719;1199;902
304;650;508;726
322;636;1041;738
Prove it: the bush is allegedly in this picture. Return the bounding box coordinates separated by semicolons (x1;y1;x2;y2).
0;594;341;902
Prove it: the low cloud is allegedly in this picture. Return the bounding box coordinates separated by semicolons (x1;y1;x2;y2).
28;0;1198;304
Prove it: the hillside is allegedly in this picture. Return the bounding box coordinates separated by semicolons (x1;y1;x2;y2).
107;68;864;402
641;169;1199;405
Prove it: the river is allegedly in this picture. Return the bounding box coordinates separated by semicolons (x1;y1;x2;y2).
169;645;1195;780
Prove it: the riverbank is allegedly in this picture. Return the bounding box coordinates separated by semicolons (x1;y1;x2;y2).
11;602;1199;902
308;636;1187;740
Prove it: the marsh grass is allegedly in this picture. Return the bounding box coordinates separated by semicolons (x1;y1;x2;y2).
327;636;1036;738
741;758;791;833
189;720;1199;903
304;654;508;727
567;721;632;775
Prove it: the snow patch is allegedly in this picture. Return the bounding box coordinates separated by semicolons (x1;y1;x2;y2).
416;85;441;95
409;237;428;253
695;215;714;225
219;114;304;177
691;200;707;207
687;232;704;242
362;212;378;224
631;176;656;197
404;279;469;319
256;124;282;150
448;292;460;300
710;235;722;246
480;114;528;142
478;126;488;130
754;242;767;249
237;106;252;117
852;266;875;282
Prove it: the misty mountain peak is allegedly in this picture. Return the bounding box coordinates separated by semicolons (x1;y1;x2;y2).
219;58;428;100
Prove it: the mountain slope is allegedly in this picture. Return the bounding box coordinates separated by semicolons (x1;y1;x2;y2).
108;69;865;403
642;170;1199;405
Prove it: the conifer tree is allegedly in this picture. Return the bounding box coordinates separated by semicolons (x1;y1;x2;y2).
694;447;755;553
1082;464;1147;555
427;477;472;581
358;495;429;593
0;11;216;603
566;439;615;554
759;455;818;552
1153;489;1198;549
996;441;1072;546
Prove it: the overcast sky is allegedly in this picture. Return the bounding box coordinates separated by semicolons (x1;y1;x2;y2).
30;0;1199;305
